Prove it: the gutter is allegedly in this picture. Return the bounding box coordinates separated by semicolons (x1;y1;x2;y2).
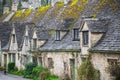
30;49;81;53
89;49;120;54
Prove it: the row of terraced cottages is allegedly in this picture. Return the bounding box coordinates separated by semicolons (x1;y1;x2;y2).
0;17;120;80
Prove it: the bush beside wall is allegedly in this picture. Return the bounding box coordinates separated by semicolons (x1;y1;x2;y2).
23;62;37;78
8;62;15;72
77;57;100;80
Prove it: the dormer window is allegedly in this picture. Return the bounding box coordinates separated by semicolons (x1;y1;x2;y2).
83;31;89;45
73;29;79;40
56;30;60;41
25;36;29;46
13;34;15;43
33;39;37;49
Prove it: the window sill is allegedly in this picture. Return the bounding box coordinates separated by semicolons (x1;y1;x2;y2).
55;40;61;41
82;45;89;47
73;39;80;41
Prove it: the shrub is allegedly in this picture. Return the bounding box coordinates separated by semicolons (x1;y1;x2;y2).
8;62;15;72
39;67;51;80
46;75;59;80
32;66;44;77
77;57;100;80
23;62;37;78
16;70;24;76
9;70;24;76
0;66;4;71
32;66;58;80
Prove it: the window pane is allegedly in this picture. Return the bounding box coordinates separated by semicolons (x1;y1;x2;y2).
9;54;11;62
83;31;89;45
13;34;15;43
48;58;54;68
33;39;37;49
56;31;60;40
25;36;29;46
33;57;38;65
39;57;42;66
23;55;27;65
74;29;79;40
13;54;16;63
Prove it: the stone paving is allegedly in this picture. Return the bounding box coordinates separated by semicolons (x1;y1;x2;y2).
0;71;32;80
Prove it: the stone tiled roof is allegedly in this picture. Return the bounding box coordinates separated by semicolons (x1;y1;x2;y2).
90;10;120;53
0;22;12;50
27;23;35;39
39;30;80;51
57;18;75;30
38;0;120;52
14;23;26;50
84;19;109;33
1;0;120;53
36;28;50;40
15;23;34;50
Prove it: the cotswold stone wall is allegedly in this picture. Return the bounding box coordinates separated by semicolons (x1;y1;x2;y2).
91;53;120;80
35;52;81;80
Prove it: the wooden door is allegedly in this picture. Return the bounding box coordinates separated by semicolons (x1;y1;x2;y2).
4;54;7;67
70;59;75;80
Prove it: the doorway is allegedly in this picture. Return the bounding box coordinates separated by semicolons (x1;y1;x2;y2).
70;59;75;80
4;54;7;68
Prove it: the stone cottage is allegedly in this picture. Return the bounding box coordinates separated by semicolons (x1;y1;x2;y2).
79;10;120;80
0;0;120;80
31;18;81;80
90;14;120;80
0;22;12;68
0;22;35;70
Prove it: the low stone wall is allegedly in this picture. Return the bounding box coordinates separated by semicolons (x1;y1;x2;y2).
36;52;81;80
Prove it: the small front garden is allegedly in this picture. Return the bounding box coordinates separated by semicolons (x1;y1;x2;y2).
7;62;58;80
